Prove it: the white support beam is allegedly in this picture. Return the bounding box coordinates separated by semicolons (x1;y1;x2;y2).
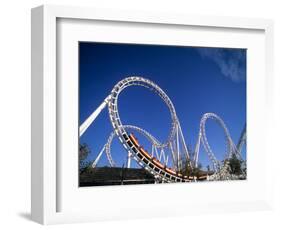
127;152;132;168
176;125;180;170
178;121;190;160
92;145;106;168
79;95;111;137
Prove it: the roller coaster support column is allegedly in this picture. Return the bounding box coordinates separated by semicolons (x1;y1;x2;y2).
127;152;132;168
176;125;180;170
194;133;201;168
92;144;106;168
177;121;191;162
237;124;246;155
80;95;111;137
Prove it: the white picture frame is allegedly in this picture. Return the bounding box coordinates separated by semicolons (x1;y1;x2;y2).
31;5;274;225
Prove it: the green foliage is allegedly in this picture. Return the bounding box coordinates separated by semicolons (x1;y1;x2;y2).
79;143;90;161
180;145;204;177
180;157;204;177
79;143;92;174
191;163;202;177
227;154;243;175
180;158;193;177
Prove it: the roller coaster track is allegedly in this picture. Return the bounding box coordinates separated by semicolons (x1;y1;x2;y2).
194;113;243;172
80;76;246;182
104;125;168;168
237;124;246;155
107;77;192;182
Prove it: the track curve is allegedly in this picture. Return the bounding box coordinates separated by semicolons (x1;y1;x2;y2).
195;113;242;172
107;76;188;182
105;125;162;167
82;76;246;181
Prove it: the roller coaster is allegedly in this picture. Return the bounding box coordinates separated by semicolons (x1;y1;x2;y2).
80;76;246;182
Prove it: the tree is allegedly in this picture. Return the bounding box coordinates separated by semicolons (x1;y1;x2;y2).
228;154;243;175
79;143;91;174
180;145;205;178
191;163;202;177
181;158;193;177
79;143;90;161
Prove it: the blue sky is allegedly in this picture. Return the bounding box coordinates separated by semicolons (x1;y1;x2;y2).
79;42;246;170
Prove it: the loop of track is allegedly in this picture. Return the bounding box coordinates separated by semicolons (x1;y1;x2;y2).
104;76;245;180
105;125;162;167
196;113;243;172
108;77;188;182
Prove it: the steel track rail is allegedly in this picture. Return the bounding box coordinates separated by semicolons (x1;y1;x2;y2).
108;76;189;182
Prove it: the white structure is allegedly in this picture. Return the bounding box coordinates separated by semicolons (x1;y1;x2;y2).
80;76;246;181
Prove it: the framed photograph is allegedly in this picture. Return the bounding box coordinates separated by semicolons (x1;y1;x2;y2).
31;5;274;225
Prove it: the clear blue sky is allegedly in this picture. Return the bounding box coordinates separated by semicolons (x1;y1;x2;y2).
79;42;246;170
